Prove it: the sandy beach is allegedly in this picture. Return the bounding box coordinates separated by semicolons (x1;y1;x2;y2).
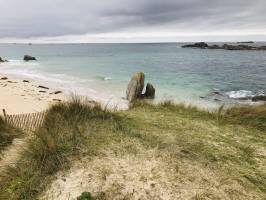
0;73;65;114
0;72;129;115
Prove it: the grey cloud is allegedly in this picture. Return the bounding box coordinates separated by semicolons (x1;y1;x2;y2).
0;0;265;38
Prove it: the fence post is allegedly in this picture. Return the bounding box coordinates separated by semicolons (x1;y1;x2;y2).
2;109;7;122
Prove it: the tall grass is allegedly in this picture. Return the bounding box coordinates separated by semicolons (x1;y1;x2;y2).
0;98;121;200
224;103;266;131
0;116;22;152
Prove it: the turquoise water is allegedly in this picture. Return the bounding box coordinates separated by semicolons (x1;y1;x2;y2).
0;43;266;108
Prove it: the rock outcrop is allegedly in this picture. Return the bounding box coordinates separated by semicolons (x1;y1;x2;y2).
0;57;8;62
143;83;155;99
182;42;266;51
182;42;208;49
222;44;257;50
24;55;37;61
126;72;156;101
126;72;145;101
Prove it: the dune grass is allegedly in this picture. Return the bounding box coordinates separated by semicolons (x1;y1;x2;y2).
0;99;265;200
0;116;22;153
0;98;122;200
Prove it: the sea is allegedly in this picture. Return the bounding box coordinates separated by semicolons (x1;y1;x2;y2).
0;43;266;109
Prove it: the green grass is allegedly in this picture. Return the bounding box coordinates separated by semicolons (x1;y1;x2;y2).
0;99;265;199
0;116;22;152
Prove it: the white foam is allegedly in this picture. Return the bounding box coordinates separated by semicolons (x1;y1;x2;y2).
7;59;40;66
225;90;255;99
104;77;112;81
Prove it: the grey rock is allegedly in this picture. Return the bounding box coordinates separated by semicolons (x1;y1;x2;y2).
182;42;266;51
182;42;208;49
24;55;36;61
126;72;145;101
143;83;155;99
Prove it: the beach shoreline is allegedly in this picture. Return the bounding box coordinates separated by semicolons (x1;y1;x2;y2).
0;72;129;115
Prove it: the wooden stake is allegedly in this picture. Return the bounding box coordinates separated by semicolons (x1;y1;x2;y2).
2;109;7;122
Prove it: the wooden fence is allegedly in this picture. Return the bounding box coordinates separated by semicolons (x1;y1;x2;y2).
2;109;46;131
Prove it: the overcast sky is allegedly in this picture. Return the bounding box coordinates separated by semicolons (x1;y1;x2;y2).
0;0;265;42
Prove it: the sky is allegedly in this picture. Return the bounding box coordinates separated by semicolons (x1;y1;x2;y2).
0;0;265;43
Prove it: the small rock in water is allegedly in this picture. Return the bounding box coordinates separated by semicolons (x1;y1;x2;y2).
23;80;30;83
1;77;8;80
24;55;37;61
38;85;49;89
39;91;46;93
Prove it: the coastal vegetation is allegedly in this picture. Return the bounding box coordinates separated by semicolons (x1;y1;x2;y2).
0;99;265;199
0;116;22;152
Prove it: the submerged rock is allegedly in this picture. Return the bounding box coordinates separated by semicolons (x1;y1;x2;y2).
126;72;145;101
24;55;36;61
143;83;155;99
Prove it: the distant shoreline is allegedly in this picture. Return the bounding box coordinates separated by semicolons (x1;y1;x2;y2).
0;41;266;45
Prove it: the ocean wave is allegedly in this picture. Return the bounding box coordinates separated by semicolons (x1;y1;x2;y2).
225;90;265;99
7;59;40;66
96;75;112;81
225;90;255;99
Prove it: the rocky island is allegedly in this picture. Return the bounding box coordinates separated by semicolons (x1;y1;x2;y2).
182;42;266;50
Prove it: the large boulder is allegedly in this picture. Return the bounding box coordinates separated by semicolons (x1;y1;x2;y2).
126;72;145;101
143;83;155;99
24;55;36;61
